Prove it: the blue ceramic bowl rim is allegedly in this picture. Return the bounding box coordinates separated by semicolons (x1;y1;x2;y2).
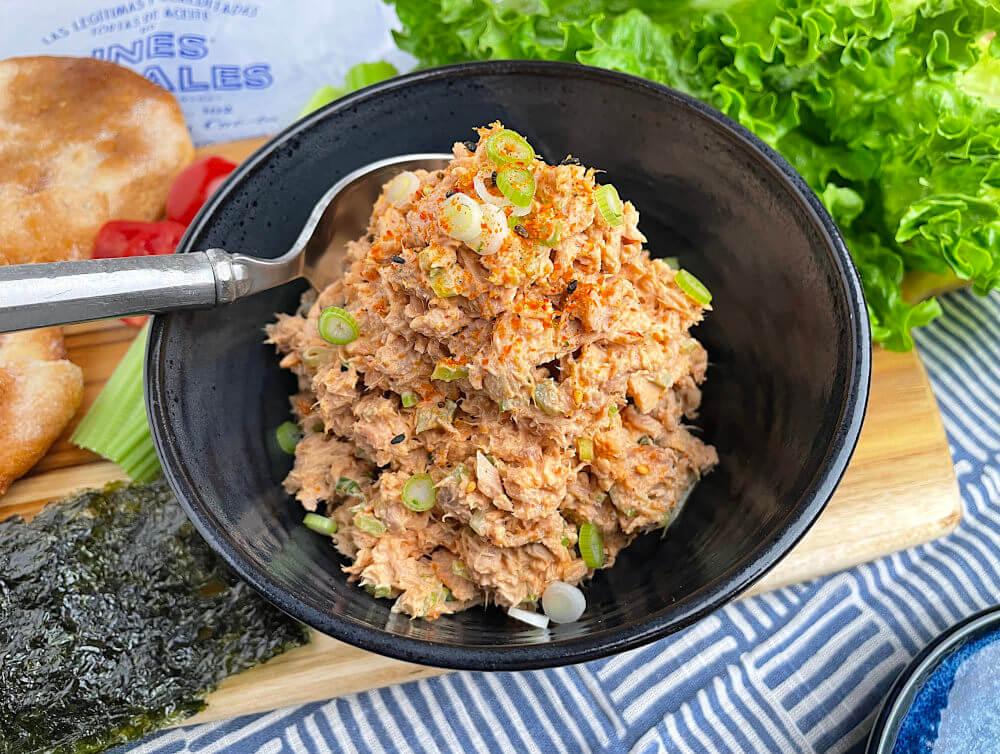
866;604;1000;752
146;60;872;670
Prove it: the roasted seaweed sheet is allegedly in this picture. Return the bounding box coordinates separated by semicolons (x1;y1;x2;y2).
0;479;309;754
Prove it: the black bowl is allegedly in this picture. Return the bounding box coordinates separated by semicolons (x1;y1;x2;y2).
146;61;870;670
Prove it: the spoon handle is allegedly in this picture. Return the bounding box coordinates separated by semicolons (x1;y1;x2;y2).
0;250;271;333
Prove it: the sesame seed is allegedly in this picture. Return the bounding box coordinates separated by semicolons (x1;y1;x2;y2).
466;481;477;493
636;464;650;475
391;434;405;445
391;255;405;264
567;280;578;294
445;189;456;198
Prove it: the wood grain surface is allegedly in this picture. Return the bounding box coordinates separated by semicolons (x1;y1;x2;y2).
0;136;962;725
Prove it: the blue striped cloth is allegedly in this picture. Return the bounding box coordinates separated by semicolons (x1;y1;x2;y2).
118;289;1000;754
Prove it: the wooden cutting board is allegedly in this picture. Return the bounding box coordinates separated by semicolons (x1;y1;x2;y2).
0;138;962;725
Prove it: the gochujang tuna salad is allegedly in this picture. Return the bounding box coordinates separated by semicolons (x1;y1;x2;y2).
267;123;717;624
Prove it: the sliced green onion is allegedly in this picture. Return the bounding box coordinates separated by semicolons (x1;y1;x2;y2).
533;379;562;417
594;184;624;227
450;463;469;483
336;477;363;497
675;269;712;305
302;345;334;368
440;192;482;243
680;337;701;354
365;583;392;598
540;220;563;247
354;512;386;536
414;408;436;434
608;405;619;417
496;166;536;208
651;371;674;389
421;592;440;616
318;306;360;345
415;400;457;433
470;510;488;536
452;559;471;579
402;473;436;511
560;535;571;547
484;129;535;165
71;323;161;482
276;421;302;454
304;513;337;535
637;435;653;446
577;437;595;461
428;266;461;298
400;391;419;408
578;523;605;569
385;170;420;207
498;398;522;412
663;256;680;269
432;360;469;381
542;581;586;623
508;605;549;628
477;203;509;255
418;248;441;273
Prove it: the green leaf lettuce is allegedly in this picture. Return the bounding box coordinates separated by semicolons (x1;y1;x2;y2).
389;0;1000;350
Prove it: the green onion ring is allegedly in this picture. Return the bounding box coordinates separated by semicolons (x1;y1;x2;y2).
318;306;360;345
594;184;624;227
484;129;535;165
401;473;436;512
496;166;536;209
303;513;337;535
276;421;302;454
675;269;713;305
578;523;605;569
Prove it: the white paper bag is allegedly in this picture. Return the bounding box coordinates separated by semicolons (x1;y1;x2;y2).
0;0;414;144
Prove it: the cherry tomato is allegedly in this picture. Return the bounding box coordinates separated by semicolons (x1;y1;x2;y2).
92;220;187;259
91;220;187;326
166;156;237;226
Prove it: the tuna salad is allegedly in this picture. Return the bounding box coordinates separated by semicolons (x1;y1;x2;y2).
267;123;718;623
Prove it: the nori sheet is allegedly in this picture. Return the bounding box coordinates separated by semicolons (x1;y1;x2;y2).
0;478;309;753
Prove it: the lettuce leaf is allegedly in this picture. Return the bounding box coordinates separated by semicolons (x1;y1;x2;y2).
389;0;1000;350
298;61;400;117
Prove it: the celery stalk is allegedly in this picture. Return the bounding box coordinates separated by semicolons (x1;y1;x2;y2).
72;323;161;482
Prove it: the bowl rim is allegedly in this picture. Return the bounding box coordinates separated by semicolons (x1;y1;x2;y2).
866;604;1000;753
147;59;872;671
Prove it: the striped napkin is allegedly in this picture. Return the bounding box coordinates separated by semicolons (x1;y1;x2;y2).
119;289;1000;754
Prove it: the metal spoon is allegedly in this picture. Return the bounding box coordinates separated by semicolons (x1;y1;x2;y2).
0;153;451;334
